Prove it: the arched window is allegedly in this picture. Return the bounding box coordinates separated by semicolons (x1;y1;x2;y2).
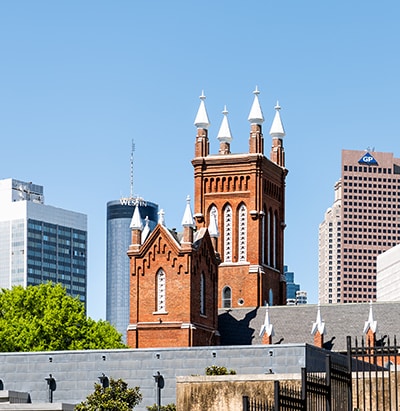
156;269;166;312
273;212;277;268
222;286;232;308
238;204;247;262
200;273;205;315
267;210;271;266
224;205;232;262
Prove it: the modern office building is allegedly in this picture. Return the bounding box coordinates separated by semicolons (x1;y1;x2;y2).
0;178;87;306
377;243;400;301
319;149;400;304
106;197;158;341
285;265;300;305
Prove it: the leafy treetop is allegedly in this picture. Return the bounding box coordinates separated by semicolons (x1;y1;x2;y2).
75;377;142;411
0;283;126;352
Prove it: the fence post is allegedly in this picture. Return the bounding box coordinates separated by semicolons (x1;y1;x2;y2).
346;336;353;411
274;380;280;411
242;395;249;411
301;367;307;410
325;355;331;411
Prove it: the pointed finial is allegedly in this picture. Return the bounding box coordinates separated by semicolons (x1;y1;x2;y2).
259;304;274;338
141;216;150;243
158;209;166;226
248;86;264;125
217;105;233;143
363;300;378;334
208;207;219;238
194;90;210;129
269;100;285;138
129;203;143;231
181;195;195;227
311;303;325;335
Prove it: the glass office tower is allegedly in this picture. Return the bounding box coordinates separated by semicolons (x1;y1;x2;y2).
0;178;87;307
106;198;158;341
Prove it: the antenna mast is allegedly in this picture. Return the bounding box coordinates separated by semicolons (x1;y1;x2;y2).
130;139;135;198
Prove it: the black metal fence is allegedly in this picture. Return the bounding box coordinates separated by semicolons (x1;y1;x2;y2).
243;335;399;411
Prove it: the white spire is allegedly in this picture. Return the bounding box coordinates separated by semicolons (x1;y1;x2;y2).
248;86;264;125
269;101;286;138
158;209;166;226
194;90;210;129
181;195;195;227
141;216;150;243
259;304;274;338
363;300;378;334
311;304;325;335
129;203;143;230
208;207;219;238
217;106;233;143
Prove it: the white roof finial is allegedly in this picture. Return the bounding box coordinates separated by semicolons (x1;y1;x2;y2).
259;304;275;338
158;209;166;226
194;90;210;129
141;216;150;243
217;105;233;143
311;304;325;335
248;86;265;125
269;101;286;138
208;207;219;238
129;203;143;231
363;300;378;334
181;195;195;227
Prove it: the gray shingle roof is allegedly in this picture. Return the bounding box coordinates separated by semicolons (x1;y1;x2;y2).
218;302;400;352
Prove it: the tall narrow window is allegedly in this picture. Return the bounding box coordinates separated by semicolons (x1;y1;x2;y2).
269;288;274;306
200;273;205;315
273;212;277;268
267;210;271;266
222;286;232;308
224;205;232;262
238;204;247;262
156;269;166;312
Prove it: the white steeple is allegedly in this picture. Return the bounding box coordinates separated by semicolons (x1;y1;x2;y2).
269;101;286;138
247;86;264;125
181;195;195;227
141;216;150;243
194;91;210;129
259;304;275;338
158;209;166;226
363;300;378;334
129;203;143;230
311;304;325;335
208;207;219;238
217;106;233;143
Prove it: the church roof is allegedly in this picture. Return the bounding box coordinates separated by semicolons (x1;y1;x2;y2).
218;302;400;352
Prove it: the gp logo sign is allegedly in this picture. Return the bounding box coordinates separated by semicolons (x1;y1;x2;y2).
358;152;378;166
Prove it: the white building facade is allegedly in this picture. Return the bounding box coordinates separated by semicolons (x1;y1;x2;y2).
0;178;87;306
377;243;400;301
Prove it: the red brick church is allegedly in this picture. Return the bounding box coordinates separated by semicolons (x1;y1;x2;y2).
127;88;288;348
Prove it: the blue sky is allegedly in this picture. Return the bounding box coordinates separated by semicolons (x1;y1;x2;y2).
1;2;399;320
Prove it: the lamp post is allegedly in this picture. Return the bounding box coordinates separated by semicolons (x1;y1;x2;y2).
45;374;56;403
152;371;164;411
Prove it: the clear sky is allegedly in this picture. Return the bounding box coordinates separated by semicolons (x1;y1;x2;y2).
1;1;399;320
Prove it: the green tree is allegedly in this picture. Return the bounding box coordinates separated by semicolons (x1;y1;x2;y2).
146;404;176;411
205;365;236;375
0;283;126;352
75;377;142;411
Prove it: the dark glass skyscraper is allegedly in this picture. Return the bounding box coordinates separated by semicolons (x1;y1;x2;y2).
106;198;158;341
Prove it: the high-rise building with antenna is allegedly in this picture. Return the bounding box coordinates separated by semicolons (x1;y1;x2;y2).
106;142;158;341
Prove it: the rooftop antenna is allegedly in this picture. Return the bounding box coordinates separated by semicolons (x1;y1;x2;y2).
130;139;135;199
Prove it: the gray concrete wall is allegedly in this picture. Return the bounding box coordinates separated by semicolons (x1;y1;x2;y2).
0;344;307;411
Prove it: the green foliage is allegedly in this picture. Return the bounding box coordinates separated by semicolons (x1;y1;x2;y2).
205;365;237;375
146;404;176;411
75;377;142;411
0;283;126;352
